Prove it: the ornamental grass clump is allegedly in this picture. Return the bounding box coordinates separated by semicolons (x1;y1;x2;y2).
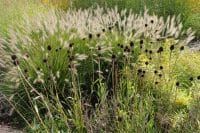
0;7;199;132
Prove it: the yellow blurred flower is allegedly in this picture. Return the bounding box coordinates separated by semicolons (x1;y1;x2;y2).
175;91;191;106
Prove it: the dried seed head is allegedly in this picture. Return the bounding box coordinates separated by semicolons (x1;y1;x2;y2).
96;33;101;38
145;24;148;27
108;26;112;31
11;55;17;60
24;69;28;73
112;54;116;59
154;70;158;74
88;34;93;39
69;56;74;61
158;74;162;78
160;66;163;70
155;81;159;85
180;46;184;51
140;40;144;44
145;49;148;53
137;69;142;74
189;77;193;81
143;70;146;74
130;41;134;47
98;46;101;51
150;20;154;24
43;59;47;63
176;81;180;87
69;43;74;48
149;50;153;54
157;47;164;53
170;45;175;51
145;61;149;65
102;29;105;32
47;45;52;51
197;76;200;80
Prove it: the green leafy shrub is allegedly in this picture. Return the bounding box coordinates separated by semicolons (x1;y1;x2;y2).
0;7;199;132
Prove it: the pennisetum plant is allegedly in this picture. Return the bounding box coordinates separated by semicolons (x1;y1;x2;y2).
0;6;199;132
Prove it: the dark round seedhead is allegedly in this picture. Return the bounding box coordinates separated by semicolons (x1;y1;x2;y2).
143;70;146;74
149;50;153;54
88;34;93;39
112;54;116;59
189;77;193;81
96;33;101;38
11;55;17;60
170;45;175;51
137;69;142;74
24;69;28;73
140;40;144;44
43;59;47;63
98;46;101;51
154;70;158;74
69;43;74;48
180;46;184;51
47;45;52;51
157;47;164;53
130;41;134;47
176;81;180;87
69;56;74;61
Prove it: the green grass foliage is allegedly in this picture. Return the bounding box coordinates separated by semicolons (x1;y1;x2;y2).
0;6;199;132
